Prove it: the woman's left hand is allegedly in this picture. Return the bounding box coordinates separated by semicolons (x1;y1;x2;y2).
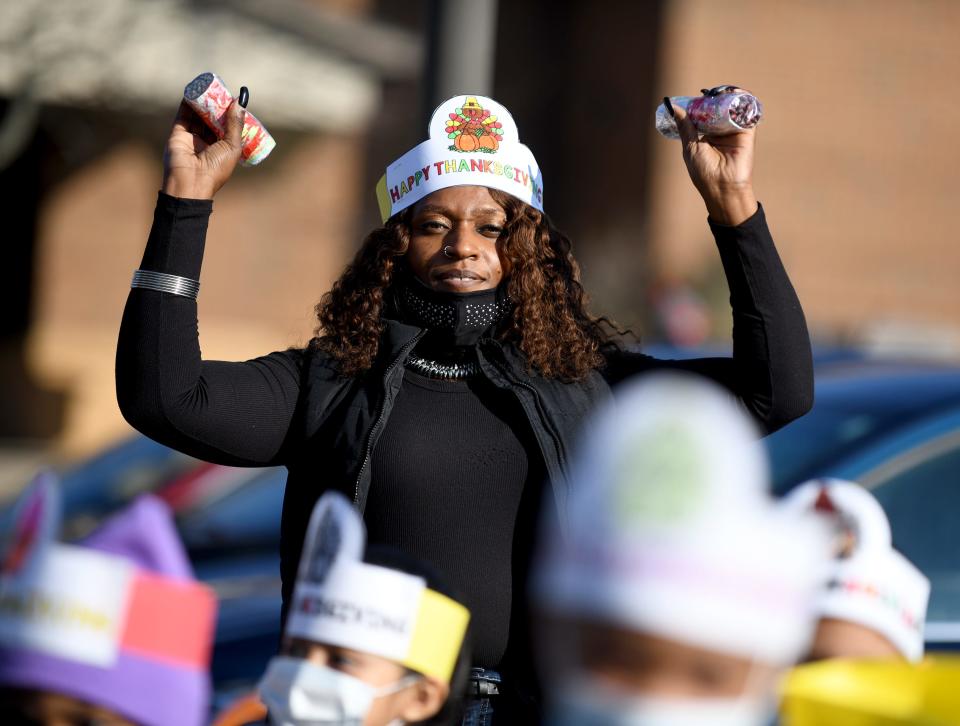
670;89;759;226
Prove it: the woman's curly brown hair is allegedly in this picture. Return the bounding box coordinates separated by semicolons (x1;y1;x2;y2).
312;188;627;380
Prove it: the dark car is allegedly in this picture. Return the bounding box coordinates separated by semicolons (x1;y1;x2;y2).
766;360;960;650
29;434;199;540
0;435;288;554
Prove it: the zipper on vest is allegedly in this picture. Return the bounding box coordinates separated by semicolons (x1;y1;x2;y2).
353;332;425;507
509;376;567;476
480;344;567;480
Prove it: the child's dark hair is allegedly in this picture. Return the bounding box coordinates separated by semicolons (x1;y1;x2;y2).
363;545;472;726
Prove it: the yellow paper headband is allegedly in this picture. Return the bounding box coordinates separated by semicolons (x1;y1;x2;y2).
403;587;470;682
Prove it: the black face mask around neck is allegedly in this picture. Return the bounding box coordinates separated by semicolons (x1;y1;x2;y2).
396;273;512;347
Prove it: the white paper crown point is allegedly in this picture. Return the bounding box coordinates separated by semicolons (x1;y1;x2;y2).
1;469;62;582
376;94;543;222
784;478;893;554
296;492;365;587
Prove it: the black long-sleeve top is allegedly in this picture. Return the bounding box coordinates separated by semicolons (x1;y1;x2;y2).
116;192;813;680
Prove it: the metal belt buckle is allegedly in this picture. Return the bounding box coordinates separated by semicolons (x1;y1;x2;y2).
469;668;502;696
470;679;500;696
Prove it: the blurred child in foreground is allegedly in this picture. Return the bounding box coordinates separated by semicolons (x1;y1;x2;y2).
531;373;831;725
255;492;472;726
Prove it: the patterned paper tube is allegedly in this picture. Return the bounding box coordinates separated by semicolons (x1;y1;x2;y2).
183;72;276;166
655;91;763;140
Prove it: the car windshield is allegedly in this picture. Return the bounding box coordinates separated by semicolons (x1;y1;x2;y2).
766;369;960;493
176;468;285;553
870;440;960;625
766;367;960;631
766;406;904;492
0;437;200;542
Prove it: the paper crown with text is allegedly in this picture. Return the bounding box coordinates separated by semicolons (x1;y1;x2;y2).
784;479;930;662
286;492;470;683
532;373;832;666
375;94;544;222
0;471;218;726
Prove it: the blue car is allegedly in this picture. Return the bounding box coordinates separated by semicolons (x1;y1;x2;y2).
767;360;960;650
36;434;199;540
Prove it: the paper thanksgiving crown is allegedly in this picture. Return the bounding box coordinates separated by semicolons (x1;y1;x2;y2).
286;492;470;683
0;471;217;726
375;94;544;222
785;478;930;662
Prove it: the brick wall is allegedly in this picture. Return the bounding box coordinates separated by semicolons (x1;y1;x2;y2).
647;0;960;342
30;133;365;455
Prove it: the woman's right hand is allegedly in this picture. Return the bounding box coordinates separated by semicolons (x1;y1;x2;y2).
161;98;246;200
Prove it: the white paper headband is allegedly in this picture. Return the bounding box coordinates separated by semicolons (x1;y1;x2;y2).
287;493;470;682
375;94;544;222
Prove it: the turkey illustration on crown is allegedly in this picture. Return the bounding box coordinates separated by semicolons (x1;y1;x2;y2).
445;96;504;153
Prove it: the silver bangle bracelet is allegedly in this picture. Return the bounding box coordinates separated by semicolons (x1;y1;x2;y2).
131;269;200;300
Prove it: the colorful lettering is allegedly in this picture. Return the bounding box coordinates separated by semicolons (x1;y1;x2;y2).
390;186;401;203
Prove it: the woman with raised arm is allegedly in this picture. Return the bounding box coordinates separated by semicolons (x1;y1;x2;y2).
117;87;813;724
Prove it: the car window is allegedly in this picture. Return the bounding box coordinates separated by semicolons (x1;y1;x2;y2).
766;408;895;492
176;469;285;551
60;438;198;540
863;433;960;623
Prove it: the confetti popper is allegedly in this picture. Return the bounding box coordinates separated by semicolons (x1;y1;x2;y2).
183;72;276;166
655;90;763;140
